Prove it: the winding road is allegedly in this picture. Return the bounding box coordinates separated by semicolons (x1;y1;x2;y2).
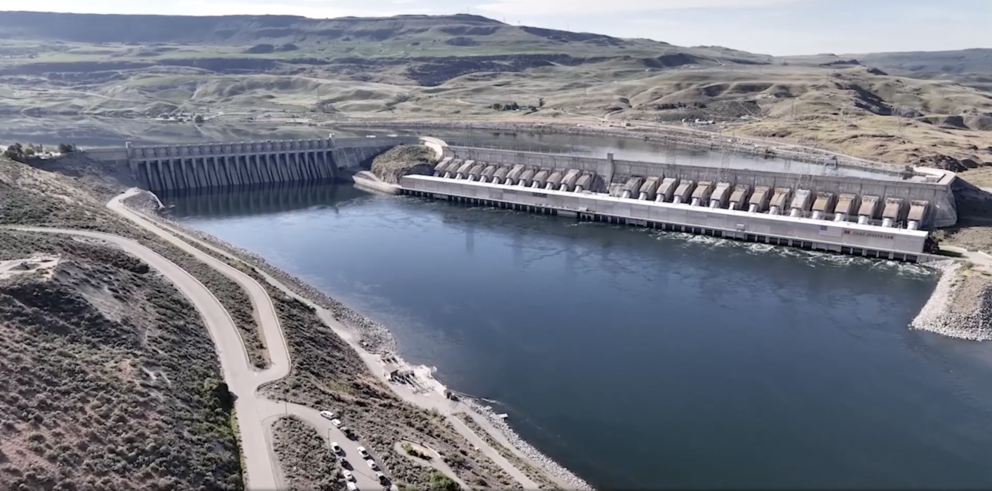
10;188;541;490
8;185;548;490
10;190;383;491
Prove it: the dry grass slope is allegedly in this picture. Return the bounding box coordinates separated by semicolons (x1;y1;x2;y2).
0;231;242;491
271;416;340;491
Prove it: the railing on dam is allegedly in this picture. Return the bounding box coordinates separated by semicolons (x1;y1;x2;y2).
129;136;418;192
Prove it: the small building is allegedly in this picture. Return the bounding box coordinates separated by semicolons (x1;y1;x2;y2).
384;364;414;381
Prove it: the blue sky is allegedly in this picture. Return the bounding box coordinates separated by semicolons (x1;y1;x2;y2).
5;0;990;55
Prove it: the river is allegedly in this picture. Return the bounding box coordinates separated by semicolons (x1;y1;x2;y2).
165;179;992;490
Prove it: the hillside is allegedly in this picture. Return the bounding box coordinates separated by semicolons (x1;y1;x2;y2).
0;11;990;172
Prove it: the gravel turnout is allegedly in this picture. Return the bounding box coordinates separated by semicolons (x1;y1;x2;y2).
911;260;992;340
464;399;593;490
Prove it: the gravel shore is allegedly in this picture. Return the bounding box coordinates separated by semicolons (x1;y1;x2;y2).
464;399;594;490
911;259;992;340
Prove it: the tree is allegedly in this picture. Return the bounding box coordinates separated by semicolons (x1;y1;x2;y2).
3;143;26;163
538;97;545;108
58;143;76;153
193;114;205;124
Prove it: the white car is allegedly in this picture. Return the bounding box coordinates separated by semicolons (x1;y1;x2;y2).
346;482;358;491
357;446;369;458
342;469;354;481
366;459;378;470
320;411;336;420
330;442;342;454
330;419;343;428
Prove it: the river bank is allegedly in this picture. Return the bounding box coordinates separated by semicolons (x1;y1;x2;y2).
911;259;992;340
125;191;591;490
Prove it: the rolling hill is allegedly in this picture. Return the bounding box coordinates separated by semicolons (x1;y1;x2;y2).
0;10;989;172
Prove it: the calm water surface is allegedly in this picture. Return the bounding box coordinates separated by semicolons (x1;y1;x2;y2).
167;182;992;490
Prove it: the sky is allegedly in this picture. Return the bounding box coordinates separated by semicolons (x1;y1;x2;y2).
0;0;989;55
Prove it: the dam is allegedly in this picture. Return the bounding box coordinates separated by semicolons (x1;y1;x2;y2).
94;134;957;261
117;135;418;192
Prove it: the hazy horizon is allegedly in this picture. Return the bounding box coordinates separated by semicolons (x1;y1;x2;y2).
2;0;990;56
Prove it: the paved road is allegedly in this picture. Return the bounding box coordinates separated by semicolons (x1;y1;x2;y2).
11;189;539;490
142;215;542;490
106;190;385;491
8;225;286;488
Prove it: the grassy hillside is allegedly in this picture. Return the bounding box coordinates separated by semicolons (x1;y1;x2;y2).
0;11;990;172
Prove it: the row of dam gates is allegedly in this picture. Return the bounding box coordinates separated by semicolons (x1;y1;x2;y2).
123;136;417;193
92;135;957;230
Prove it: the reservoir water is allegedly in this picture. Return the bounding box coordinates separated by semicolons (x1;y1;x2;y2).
166;181;992;490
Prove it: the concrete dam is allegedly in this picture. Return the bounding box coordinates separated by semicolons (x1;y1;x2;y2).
401;142;957;263
99;134;956;262
123;136;417;193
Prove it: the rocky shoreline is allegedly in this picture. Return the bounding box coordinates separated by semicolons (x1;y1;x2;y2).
911;259;992;340
463;398;593;490
129;193;593;488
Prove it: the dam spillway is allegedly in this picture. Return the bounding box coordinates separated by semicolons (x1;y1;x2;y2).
125;136;417;193
402;143;958;261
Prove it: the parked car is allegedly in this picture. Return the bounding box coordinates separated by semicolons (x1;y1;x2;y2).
342;469;354;481
320;411;336;420
331;442;342;454
331;419;343;428
346;482;358;491
376;471;388;484
366;459;379;470
357;446;370;458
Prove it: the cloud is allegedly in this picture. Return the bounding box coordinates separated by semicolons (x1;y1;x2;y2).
18;0;428;17
475;0;804;16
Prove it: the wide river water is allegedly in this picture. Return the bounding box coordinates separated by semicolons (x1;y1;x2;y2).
166;179;992;489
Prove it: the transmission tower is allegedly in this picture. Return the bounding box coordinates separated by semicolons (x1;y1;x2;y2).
664;137;678;165
795;137;818;190
718;144;733;183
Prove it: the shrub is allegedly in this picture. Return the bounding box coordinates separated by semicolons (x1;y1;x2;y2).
429;471;461;491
